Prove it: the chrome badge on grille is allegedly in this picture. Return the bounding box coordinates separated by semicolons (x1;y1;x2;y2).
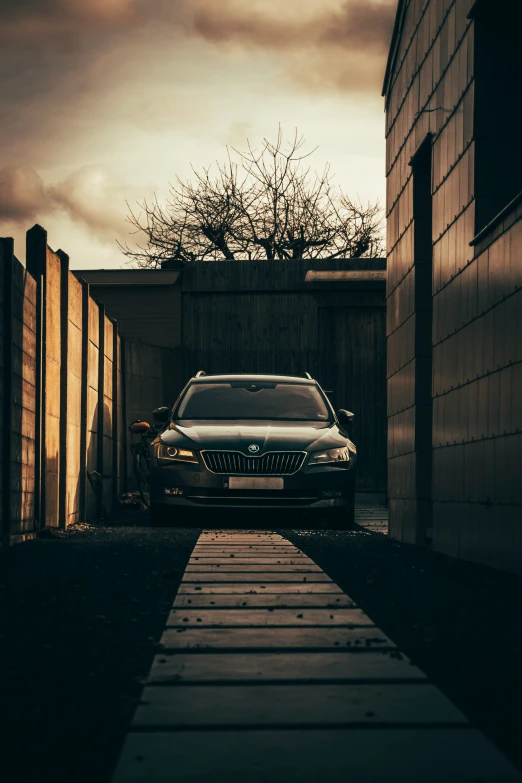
248;444;260;453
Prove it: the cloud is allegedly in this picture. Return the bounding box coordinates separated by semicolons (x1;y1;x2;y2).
0;165;46;221
49;167;134;242
191;0;395;53
0;164;138;244
187;0;396;93
0;0;141;47
221;121;254;148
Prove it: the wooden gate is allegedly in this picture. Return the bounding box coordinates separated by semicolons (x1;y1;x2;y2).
181;259;387;495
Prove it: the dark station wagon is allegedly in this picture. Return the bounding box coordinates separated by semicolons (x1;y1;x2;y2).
148;372;357;528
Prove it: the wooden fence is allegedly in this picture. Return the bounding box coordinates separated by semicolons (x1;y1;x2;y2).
0;225;177;546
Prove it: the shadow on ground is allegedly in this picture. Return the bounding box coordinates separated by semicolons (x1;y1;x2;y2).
283;526;522;773
0;523;200;783
117;507;342;530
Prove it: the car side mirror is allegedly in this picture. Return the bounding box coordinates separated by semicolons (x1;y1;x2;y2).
337;409;355;426
152;406;170;424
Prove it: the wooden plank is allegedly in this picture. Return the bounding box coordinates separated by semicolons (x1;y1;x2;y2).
167;608;374;627
196;538;298;543
196;541;291;547
199;533;285;539
200;530;281;533
181;573;332;583
191;548;303;555
160;627;394;650
192;548;305;553
190;558;311;565
133;683;466;728
173;594;356;608
112;729;522;783
177;583;343;594
193;538;295;551
197;538;288;543
147;651;427;684
185;564;322;572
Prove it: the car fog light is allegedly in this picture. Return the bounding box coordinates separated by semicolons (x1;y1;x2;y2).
164;487;183;496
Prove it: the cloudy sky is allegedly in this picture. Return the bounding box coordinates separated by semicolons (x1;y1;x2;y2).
0;0;396;269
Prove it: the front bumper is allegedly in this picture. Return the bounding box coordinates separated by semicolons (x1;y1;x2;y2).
150;457;356;510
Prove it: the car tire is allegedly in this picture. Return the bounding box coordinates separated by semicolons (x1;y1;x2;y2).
327;496;355;530
149;503;172;527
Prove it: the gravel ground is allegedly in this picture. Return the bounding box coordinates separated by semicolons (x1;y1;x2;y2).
2;515;522;780
281;526;522;772
0;519;200;783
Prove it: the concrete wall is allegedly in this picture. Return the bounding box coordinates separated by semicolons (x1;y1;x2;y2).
85;295;101;521
0;224;183;544
384;0;522;572
1;239;38;545
65;270;83;526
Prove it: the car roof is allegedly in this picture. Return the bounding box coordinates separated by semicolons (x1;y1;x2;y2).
190;374;316;385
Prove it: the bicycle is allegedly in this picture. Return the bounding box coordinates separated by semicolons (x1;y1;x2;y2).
128;420;156;509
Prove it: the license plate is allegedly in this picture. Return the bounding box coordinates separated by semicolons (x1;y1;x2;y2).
228;477;284;490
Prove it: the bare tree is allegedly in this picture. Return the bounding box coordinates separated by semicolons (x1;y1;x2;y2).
121;129;383;267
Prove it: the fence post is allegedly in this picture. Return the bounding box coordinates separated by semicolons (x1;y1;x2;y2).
111;320;119;510
26;224;47;531
121;337;128;493
56;250;69;529
1;239;14;547
97;303;105;521
78;280;89;523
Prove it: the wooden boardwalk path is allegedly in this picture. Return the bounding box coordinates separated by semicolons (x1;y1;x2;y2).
355;504;389;534
112;530;520;782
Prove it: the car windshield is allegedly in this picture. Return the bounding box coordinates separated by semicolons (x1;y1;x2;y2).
176;382;331;421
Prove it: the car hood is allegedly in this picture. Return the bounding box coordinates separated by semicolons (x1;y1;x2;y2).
159;420;352;453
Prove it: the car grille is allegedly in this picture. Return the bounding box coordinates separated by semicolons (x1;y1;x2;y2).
201;451;305;475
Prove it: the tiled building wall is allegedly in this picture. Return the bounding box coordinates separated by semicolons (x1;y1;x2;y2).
432;215;522;570
385;0;522;572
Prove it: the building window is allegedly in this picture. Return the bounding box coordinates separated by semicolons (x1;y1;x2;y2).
472;0;522;232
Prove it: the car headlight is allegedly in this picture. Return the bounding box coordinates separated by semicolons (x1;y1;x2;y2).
157;444;198;463
309;446;351;465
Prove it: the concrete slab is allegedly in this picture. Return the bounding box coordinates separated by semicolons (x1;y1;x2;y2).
198;538;289;549
133;683;467;728
192;549;303;554
147;651;427;684
198;534;285;541
112;729;522;782
197;539;289;545
173;594;356;608
189;557;310;564
160;627;394;651
185;564;322;572
167;608;374;627
177;582;343;594
181;573;332;582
